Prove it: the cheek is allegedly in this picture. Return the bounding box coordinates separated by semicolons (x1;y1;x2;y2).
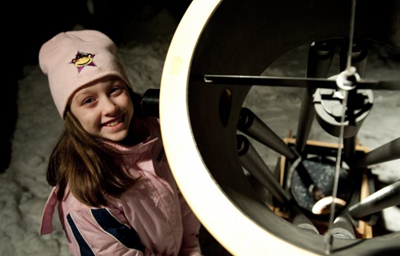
122;93;134;116
128;98;134;117
73;109;101;131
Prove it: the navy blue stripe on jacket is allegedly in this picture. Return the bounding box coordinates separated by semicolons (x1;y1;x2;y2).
67;214;95;256
91;208;145;252
67;209;145;255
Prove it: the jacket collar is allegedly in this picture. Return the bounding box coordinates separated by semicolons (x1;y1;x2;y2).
39;187;58;235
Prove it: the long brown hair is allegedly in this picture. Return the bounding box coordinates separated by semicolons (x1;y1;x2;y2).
47;89;144;207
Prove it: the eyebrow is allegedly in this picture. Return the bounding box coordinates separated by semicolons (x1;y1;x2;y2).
74;89;93;99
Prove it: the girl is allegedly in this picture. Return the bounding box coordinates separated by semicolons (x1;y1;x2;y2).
38;30;202;256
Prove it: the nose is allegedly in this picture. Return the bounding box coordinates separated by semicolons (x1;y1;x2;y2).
103;97;119;115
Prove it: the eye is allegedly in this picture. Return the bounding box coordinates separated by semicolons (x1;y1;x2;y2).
111;86;122;93
110;85;125;96
82;97;95;105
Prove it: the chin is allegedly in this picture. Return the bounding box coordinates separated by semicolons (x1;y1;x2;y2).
106;132;129;142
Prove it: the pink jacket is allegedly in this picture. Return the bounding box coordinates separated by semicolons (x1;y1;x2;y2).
40;118;202;256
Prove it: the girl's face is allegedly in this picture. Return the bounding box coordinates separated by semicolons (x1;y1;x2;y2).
69;76;134;142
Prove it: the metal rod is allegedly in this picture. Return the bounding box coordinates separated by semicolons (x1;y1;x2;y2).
237;135;320;234
340;40;369;77
341;41;368;161
325;90;349;249
345;0;357;71
355;137;400;167
296;87;316;154
237;134;292;204
349;180;400;220
344;136;357;161
238;107;296;160
204;74;400;91
331;214;356;239
296;41;335;153
238;108;325;200
289;205;319;235
325;1;357;253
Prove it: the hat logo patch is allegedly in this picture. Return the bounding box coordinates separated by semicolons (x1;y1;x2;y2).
70;51;97;73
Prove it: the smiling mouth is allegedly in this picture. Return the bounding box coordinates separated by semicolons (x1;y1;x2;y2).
104;116;123;127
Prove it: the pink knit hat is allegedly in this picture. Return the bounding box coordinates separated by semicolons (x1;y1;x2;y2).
39;30;132;118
